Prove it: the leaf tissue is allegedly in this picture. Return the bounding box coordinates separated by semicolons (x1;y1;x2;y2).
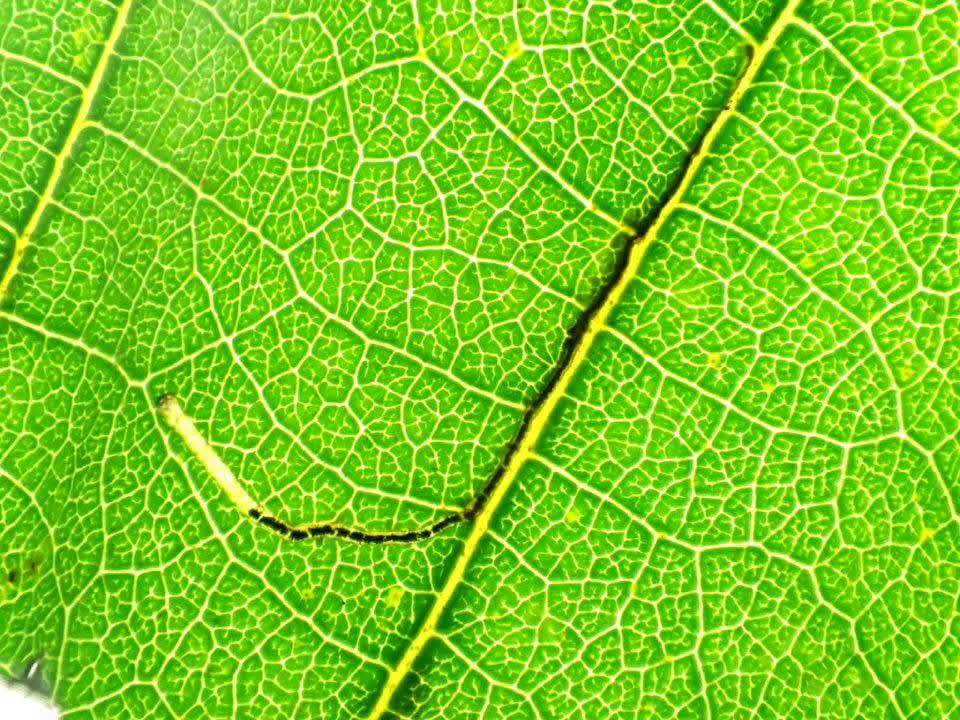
1;0;958;717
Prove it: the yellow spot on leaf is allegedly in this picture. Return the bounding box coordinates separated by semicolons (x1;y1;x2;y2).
934;117;949;134
566;508;583;524
676;57;690;69
920;527;936;543
386;587;404;609
898;366;915;382
761;382;776;393
415;24;424;46
707;352;723;369
506;40;525;60
800;255;816;270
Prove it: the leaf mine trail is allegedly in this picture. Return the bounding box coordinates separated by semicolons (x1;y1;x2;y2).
156;130;689;544
159;5;772;548
161;393;475;543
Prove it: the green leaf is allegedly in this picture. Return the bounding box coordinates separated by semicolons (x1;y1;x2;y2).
1;0;958;718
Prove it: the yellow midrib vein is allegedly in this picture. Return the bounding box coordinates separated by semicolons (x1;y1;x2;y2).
365;1;802;715
0;0;134;302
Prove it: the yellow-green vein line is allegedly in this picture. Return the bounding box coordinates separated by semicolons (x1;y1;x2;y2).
0;0;134;302
365;0;802;715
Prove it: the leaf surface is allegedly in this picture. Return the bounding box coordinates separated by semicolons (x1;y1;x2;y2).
0;0;958;718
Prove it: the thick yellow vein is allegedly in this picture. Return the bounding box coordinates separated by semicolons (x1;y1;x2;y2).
0;0;134;302
365;0;803;715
